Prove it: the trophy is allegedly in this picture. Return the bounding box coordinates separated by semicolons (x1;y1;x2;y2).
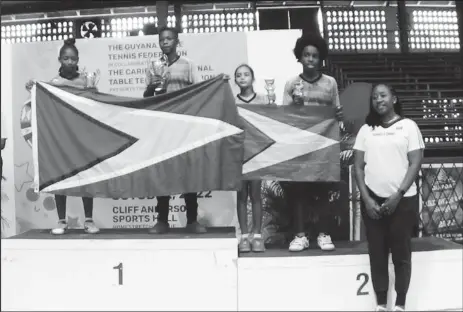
264;79;276;105
82;68;101;88
147;54;169;93
292;79;304;106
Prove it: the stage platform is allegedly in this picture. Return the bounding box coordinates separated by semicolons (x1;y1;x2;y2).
1;227;239;311
1;228;462;311
238;237;463;311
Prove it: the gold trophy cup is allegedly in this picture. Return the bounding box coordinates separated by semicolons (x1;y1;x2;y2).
264;79;276;105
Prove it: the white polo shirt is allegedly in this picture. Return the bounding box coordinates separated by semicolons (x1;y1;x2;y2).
353;118;425;198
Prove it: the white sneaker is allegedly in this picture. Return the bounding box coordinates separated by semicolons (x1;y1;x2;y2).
51;221;68;235
84;219;100;234
375;305;387;311
393;306;405;311
289;236;309;252
317;233;335;251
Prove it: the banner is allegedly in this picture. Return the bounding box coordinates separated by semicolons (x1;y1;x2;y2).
33;78;244;197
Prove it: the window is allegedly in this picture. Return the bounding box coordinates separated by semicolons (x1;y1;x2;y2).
326;9;388;52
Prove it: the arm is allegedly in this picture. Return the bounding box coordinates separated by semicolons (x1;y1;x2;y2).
282;80;293;106
353;150;371;203
1;114;7;149
143;85;157;98
399;149;423;193
331;78;341;108
331;78;343;122
189;61;201;85
398;121;425;193
352;125;381;219
354;149;382;219
382;121;425;214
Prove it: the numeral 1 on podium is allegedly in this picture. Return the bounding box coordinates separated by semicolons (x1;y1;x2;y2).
113;263;123;285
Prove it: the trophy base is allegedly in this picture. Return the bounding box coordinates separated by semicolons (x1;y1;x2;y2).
154;88;167;95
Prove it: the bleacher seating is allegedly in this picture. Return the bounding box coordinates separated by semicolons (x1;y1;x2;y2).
328;53;463;155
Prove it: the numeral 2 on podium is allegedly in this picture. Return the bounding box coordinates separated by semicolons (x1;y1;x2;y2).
356;273;370;296
113;263;123;285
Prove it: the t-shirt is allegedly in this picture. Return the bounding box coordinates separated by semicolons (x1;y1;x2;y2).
235;93;268;105
50;73;88;89
165;56;200;92
282;74;340;107
353;118;425;197
144;56;200;97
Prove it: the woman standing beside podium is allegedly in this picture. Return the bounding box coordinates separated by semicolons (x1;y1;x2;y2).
354;83;424;312
25;38;99;235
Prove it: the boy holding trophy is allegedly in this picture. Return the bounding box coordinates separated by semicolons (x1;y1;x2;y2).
143;26;205;234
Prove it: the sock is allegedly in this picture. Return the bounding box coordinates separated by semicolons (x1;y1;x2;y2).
253;234;262;238
242;233;249;239
85;218;93;222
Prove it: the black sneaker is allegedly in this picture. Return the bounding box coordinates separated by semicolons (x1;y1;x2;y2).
186;221;207;234
148;221;170;234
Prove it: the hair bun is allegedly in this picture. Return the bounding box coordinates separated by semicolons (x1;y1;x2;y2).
64;38;76;45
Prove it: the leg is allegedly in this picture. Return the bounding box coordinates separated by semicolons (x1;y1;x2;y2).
361;195;389;306
55;194;67;220
184;192;206;233
237;181;250;235
157;196;170;223
292;184;306;236
286;182;309;252
148;196;170;234
249;180;263;234
184;192;198;224
237;181;251;252
315;200;336;251
82;197;93;219
249;180;265;252
388;196;417;308
51;195;68;235
82;197;99;234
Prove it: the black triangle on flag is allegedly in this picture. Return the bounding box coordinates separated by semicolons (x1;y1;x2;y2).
36;84;138;190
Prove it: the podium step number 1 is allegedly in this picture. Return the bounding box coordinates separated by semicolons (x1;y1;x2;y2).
113;262;123;285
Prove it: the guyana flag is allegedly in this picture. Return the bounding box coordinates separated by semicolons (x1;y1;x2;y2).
239;104;340;182
31;75;244;198
31;75;340;198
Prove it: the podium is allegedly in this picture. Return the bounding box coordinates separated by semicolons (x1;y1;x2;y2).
2;230;462;311
237;237;463;311
1;228;238;311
